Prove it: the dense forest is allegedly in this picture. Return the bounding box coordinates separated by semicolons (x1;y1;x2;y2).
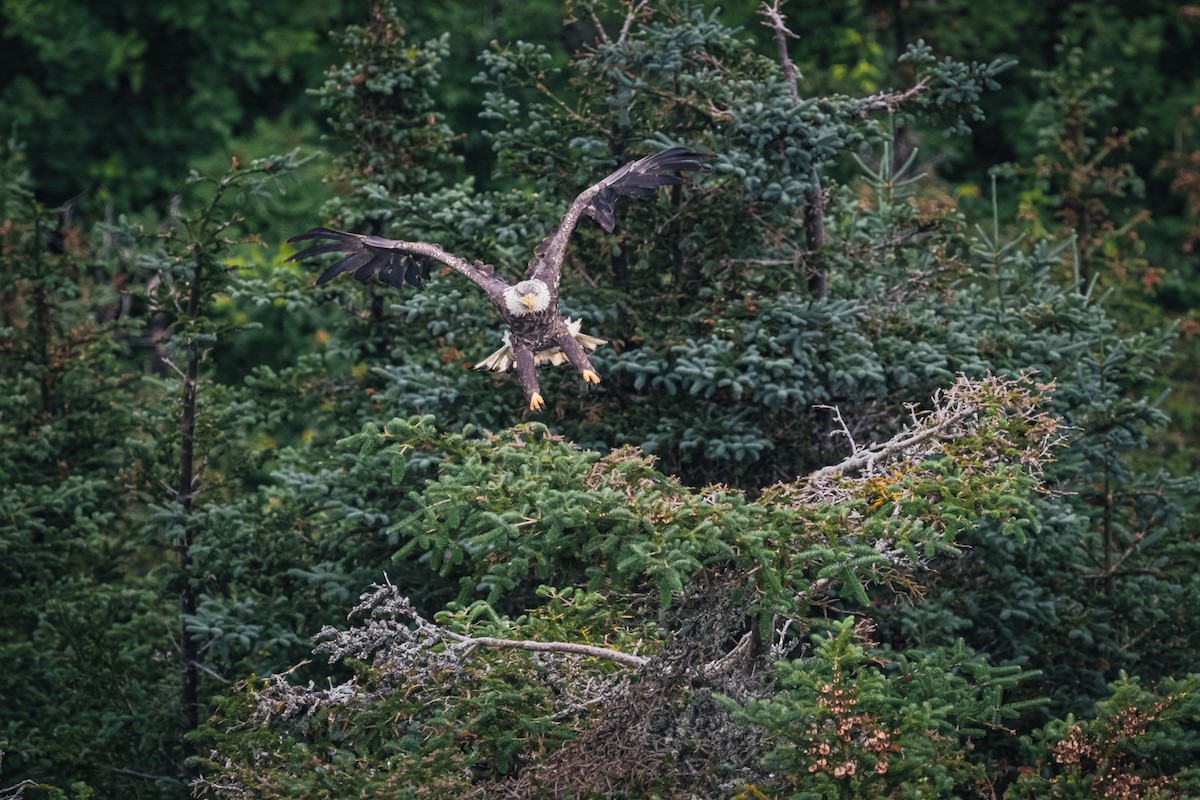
3;1;1199;798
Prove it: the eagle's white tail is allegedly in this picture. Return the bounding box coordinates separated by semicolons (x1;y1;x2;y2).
473;318;607;372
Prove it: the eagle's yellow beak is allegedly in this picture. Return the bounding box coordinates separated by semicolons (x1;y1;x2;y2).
520;296;538;311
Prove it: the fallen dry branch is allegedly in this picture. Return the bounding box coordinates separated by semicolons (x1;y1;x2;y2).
442;630;649;669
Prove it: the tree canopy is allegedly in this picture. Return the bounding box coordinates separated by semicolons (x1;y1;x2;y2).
2;2;1199;799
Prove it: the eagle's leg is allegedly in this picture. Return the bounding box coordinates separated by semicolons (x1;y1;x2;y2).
557;333;601;385
513;346;544;411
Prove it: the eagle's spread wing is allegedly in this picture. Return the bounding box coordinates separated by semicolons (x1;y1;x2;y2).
584;147;712;233
530;146;712;287
287;227;506;301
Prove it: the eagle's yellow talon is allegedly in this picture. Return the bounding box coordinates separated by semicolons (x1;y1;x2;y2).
582;370;601;384
529;392;545;411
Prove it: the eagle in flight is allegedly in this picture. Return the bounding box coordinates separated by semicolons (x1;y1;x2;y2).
288;147;711;411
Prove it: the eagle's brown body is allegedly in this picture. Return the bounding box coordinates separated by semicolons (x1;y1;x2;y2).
288;147;711;411
506;307;566;352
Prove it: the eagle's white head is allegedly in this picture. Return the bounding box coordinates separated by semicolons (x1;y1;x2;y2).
504;279;552;317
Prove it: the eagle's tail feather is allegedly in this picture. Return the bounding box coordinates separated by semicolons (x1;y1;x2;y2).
473;348;516;372
574;332;608;351
473;320;607;373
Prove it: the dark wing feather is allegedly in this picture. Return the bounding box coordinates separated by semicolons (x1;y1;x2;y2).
288;227;505;301
314;250;372;285
530;147;712;286
584;147;711;233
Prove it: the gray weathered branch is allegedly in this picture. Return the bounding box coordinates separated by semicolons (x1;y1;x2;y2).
443;630;650;669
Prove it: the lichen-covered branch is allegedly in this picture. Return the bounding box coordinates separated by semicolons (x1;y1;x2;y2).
854;76;932;116
445;632;649;669
314;580;648;671
806;372;1062;489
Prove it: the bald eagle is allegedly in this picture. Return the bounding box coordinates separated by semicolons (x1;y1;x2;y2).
288;147;711;411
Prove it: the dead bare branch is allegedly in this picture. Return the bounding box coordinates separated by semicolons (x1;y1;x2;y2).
814;403;860;455
804;373;1063;490
809;404;977;483
446;631;649;669
692;630;755;679
855;76;933;116
0;780;37;800
313;580;648;674
759;1;801;103
618;0;651;45
588;6;609;43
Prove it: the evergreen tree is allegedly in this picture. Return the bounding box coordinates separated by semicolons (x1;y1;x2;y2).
0;0;350;216
190;3;1195;796
0;138;179;796
4;3;1199;799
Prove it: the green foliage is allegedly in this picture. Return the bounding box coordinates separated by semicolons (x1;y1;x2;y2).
724;618;1041;799
0;144;400;797
313;4;461;212
193;585;606;798
898;40;1015;137
1007;673;1200;798
0;0;350;215
1002;42;1150;294
0;141;181;796
880;199;1200;722
355;374;1055;619
195;379;1060;797
5;3;1200;799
